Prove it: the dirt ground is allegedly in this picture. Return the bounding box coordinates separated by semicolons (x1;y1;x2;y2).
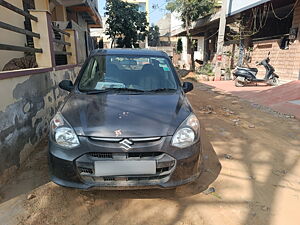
0;81;300;225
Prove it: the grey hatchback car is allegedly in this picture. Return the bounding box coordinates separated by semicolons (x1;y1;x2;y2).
49;49;203;189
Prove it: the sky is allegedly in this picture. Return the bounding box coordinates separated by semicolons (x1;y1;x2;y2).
98;0;168;25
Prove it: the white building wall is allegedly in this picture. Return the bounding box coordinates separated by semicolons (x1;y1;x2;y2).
90;17;112;48
181;36;188;64
170;12;183;36
194;37;204;61
156;13;171;37
180;36;205;68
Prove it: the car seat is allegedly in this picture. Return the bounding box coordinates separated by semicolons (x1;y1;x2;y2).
140;64;162;91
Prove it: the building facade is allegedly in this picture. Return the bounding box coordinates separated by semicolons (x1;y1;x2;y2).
248;0;300;80
170;12;207;69
0;0;102;71
0;0;102;181
0;0;28;71
171;0;300;81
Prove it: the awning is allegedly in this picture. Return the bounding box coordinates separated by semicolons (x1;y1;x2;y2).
60;0;102;28
69;5;102;28
227;0;271;16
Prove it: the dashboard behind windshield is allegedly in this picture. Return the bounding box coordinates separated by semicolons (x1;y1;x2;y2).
78;55;178;92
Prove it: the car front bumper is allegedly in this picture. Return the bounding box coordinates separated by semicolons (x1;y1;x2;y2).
48;136;202;189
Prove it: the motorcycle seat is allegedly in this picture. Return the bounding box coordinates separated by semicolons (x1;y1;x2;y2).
237;67;258;73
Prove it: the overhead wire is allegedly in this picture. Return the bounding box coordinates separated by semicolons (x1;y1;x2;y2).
271;0;300;20
227;2;270;39
149;1;168;15
250;2;270;35
204;30;219;40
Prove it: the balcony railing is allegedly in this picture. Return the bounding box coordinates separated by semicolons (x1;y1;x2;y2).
0;0;42;54
52;23;72;66
0;0;78;72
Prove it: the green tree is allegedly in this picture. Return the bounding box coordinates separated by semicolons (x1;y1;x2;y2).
105;0;149;48
176;38;183;53
166;0;214;70
148;24;160;46
98;38;104;49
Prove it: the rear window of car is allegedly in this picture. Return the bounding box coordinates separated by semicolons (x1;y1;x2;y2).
78;55;178;92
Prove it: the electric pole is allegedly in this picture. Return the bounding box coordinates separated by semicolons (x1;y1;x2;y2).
214;0;228;81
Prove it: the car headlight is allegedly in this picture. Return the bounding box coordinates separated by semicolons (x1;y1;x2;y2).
50;113;80;148
171;113;200;148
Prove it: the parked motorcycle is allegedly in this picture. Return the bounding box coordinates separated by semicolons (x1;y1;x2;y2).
233;52;279;87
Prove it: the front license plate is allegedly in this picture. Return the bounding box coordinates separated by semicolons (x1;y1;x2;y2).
94;160;156;176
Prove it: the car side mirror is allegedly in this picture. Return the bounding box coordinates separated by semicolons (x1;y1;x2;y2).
182;82;193;93
59;80;74;92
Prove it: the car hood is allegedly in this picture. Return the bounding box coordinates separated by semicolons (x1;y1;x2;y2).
61;93;192;138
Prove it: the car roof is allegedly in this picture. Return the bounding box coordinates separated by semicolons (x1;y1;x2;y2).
90;48;169;57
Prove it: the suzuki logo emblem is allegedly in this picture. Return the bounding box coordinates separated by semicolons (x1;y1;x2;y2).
120;139;133;151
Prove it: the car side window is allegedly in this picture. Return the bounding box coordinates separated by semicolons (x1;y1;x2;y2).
80;58;96;89
80;58;107;90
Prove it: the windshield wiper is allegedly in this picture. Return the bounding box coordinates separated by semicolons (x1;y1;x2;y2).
146;88;177;92
84;88;145;95
114;88;145;92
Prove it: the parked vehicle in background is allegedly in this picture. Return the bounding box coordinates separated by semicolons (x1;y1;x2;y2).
233;52;279;87
48;49;208;190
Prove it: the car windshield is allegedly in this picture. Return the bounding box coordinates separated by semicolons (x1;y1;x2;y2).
78;55;178;93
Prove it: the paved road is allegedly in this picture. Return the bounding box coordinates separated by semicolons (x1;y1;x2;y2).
202;80;300;119
0;82;299;225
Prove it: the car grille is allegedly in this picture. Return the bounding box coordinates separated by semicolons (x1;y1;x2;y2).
88;152;113;159
87;152;162;159
78;167;93;174
89;136;161;143
76;152;176;186
97;174;170;182
103;177;115;181
127;174;169;181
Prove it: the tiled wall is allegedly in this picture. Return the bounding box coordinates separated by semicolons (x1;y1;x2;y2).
249;2;300;80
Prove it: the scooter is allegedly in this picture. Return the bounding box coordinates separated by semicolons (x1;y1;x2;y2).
233;52;279;87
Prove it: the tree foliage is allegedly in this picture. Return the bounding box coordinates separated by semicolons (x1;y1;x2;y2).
148;24;160;47
176;38;183;53
98;38;104;49
105;0;149;48
166;0;214;28
166;0;214;70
